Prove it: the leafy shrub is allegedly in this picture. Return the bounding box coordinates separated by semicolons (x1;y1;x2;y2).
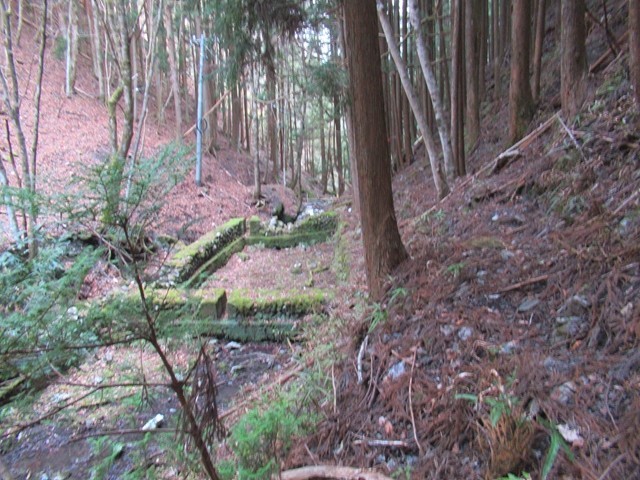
228;391;317;479
0;240;102;385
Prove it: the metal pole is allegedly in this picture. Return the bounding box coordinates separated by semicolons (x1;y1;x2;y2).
195;33;205;186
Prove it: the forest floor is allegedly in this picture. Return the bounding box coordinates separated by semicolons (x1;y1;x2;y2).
2;4;640;480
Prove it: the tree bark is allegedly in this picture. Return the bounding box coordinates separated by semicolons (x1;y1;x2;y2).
344;0;408;300
493;0;501;99
465;0;480;146
531;0;546;102
450;0;466;176
508;0;534;143
88;0;105;100
377;3;449;199
165;2;182;140
408;0;455;179
629;0;640;105
560;0;587;119
65;0;78;97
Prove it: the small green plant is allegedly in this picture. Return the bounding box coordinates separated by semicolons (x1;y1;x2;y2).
391;465;413;479
496;473;531;480
368;287;407;333
229;390;317;479
446;262;465;278
368;302;387;333
89;438;125;480
539;419;575;480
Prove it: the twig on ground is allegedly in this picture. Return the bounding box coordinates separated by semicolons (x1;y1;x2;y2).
596;453;625;480
408;347;423;455
331;363;337;415
497;274;549;293
555;113;587;162
613;188;639;215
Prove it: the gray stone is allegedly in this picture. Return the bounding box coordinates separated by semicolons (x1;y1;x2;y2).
440;325;455;337
518;298;540;312
500;340;518;355
458;327;473;341
500;249;515;261
225;341;242;351
551;381;576;405
142;414;165;430
386;361;406;381
555;316;585;337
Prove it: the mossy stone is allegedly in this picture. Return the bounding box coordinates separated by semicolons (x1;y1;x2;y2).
166;218;246;284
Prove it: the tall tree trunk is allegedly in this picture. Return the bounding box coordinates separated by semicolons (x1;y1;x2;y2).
531;0;546;103
560;0;587;119
266;61;278;179
231;83;241;150
631;0;640;106
320;98;328;193
378;3;449;199
334;94;344;196
493;0;502;99
408;0;455;179
344;0;408;300
508;0;534;143
465;0;480;146
87;0;105;100
165;2;182;140
65;0;79;97
451;0;466;177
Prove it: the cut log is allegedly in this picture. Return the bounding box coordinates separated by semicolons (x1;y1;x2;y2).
278;465;393;480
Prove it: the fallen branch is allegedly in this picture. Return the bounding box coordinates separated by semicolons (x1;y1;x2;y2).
353;437;413;449
497;274;549;294
555;113;586;162
408;347;423;455
183;89;232;138
461;112;558;188
278;466;393;480
589;31;629;74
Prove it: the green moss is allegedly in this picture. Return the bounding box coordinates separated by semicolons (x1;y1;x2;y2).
245;212;339;250
294;211;338;234
206;320;296;342
248;216;263;235
246;231;332;249
227;289;327;318
331;222;350;283
195;288;227;320
184;237;246;288
167;218;246;283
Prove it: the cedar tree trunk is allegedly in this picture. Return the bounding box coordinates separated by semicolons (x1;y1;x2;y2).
344;0;408;300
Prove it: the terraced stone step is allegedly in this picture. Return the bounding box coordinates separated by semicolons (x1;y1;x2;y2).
87;287;329;342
